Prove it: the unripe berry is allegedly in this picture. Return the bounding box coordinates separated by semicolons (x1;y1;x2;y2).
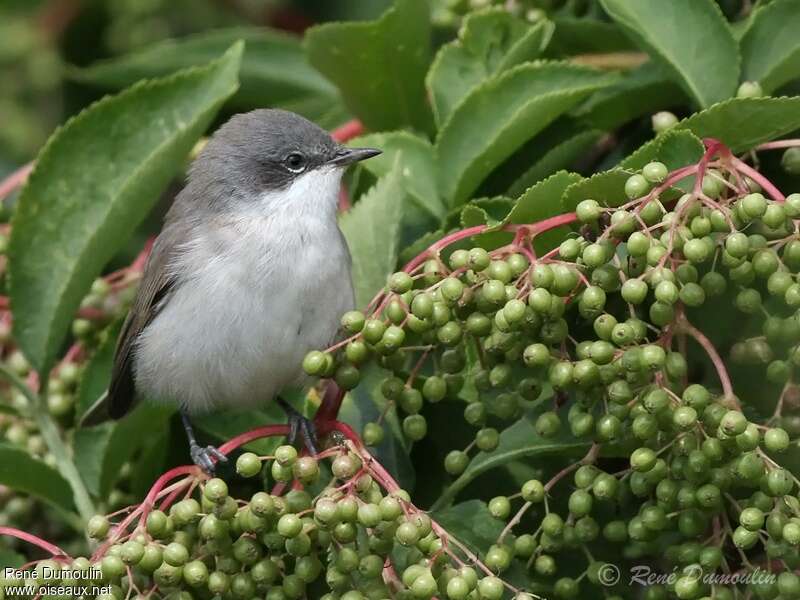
363;422;384;445
444;450;468;475
487;496;511;519
87;515;110;539
340;310;365;333
388;271;413;293
737;80;763;98
781;147;800;176
236;452;262;478
624;174;650;199
642;161;668;183
403;414;427;440
331;453;360;478
163;542;189;566
652;111;678;132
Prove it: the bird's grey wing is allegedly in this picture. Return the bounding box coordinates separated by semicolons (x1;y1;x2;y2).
80;233;180;426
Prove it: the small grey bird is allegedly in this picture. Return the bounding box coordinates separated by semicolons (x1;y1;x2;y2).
81;109;380;472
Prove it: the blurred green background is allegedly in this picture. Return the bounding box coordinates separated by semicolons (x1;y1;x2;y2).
0;0;396;174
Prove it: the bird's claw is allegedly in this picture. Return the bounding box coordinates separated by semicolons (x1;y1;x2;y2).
285;409;320;456
190;443;228;475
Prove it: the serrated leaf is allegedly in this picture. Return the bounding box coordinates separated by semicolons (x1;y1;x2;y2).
72;28;344;122
674;96;800;152
432;500;504;555
340;161;406;308
507;129;601;197
458;197;516;250
0;443;75;511
621;129;705;172
74;403;173;497
740;0;800;93
546;18;634;55
432;417;588;509
575;62;685;130
436;62;615;206
506;171;583;254
599;0;739;108
305;0;432;133
399;228;445;266
427;9;553;127
9;43;242;374
561;169;633;213
349;131;444;225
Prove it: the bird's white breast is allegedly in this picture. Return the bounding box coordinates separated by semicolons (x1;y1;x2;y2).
133;167;354;413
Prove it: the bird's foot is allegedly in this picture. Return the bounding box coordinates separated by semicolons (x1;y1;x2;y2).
190;443;228;475
279;398;320;456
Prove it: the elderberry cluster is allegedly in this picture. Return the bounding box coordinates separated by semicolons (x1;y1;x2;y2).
18;444;531;600
303;155;800;598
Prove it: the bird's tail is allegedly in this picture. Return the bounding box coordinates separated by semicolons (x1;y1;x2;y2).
78;390;112;427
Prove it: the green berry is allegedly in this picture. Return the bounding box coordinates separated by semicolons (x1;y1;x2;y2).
625;174;650;199
642;161;668;183
737;81;763;98
236;452;262;478
652;111;678;133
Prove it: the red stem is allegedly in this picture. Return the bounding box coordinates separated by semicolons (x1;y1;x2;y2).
728;155;786;202
0;163;34;201
331;119;365;143
678;316;738;407
755;139;800;151
218;424;289;454
0;526;68;557
314;382;346;427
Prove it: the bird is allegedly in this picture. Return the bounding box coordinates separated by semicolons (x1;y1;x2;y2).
81;109;381;473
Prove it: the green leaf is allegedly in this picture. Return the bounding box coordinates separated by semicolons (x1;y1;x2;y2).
349;131;444;232
427;9;553;127
674;96;800;152
399;228;445;265
458;197;516;250
507;130;600;197
432;500;504;554
8;43;242;374
561;169;633;213
305;0;432;133
599;0;739;108
575;62;685;130
0;443;75;511
431;417;588;510
505;171;583;254
75;323;121;422
436;62;615;206
340;162;406;308
0;549;25;567
740;0;800;93
74;403;174;497
620;129;705;172
546;18;634;55
72;28;343;122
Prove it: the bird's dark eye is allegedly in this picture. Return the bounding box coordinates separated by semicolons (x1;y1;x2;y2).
284;152;307;173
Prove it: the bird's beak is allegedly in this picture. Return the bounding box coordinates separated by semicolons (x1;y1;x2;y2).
328;147;382;167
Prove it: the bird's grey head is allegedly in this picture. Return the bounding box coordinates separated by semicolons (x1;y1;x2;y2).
187;109;379;212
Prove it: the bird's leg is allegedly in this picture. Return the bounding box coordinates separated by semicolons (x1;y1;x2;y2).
181;410;227;474
277;397;320;456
